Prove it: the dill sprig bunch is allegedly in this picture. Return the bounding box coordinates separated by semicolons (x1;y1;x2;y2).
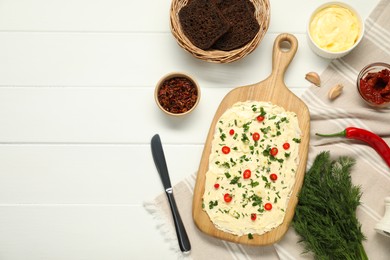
293;151;367;260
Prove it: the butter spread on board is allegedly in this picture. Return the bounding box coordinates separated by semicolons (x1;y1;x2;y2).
203;101;301;236
309;4;360;52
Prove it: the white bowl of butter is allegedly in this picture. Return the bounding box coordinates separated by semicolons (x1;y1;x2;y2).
307;2;364;59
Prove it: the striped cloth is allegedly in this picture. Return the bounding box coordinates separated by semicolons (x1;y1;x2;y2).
145;0;390;258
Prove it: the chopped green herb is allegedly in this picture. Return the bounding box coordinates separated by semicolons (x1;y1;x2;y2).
243;122;251;132
261;175;271;189
230;176;240;185
293;138;301;143
270;157;284;163
250;194;263;207
221;162;230;168
263;146;271;157
239;155;249;163
261;126;271;134
209;200;218;209
259;107;266;116
241;133;250;143
230;158;237;166
250;179;259;188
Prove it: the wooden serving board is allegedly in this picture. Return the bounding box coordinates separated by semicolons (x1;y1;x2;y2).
192;34;310;246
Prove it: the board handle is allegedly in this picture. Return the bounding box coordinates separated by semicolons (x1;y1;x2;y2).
271;33;298;81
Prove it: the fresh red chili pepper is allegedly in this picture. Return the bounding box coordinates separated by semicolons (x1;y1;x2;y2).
316;127;390;168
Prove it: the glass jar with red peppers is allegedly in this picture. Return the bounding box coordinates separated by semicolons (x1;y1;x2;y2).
357;62;390;108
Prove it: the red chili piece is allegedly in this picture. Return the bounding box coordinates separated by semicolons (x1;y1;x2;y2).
252;132;260;141
264;203;272;211
224;193;232;203
316;127;390;168
283;142;290;150
251;213;257;221
256;115;265;122
222;146;230;154
157;77;198;114
359;69;390;105
270;173;278;181
214;183;220;189
229;129;235;135
270;147;278;156
243;169;251;179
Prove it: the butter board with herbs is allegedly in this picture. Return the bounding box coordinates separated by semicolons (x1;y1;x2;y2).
192;34;310;245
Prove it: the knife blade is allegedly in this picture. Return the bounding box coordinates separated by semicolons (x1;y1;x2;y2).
151;134;191;253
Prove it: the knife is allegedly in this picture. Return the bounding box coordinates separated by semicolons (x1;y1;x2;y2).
151;134;191;253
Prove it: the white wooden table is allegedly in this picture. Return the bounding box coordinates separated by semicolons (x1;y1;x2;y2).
0;0;380;259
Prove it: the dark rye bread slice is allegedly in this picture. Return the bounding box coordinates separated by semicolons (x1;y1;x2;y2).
213;0;260;51
215;0;256;14
178;0;230;50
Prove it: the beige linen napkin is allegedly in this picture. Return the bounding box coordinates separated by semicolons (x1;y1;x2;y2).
145;0;390;258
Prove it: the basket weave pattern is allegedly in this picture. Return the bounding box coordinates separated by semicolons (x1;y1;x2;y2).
170;0;270;63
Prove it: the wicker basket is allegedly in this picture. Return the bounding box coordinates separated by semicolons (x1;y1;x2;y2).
170;0;270;63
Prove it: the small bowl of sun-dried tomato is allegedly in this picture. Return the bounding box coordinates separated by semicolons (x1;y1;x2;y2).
357;62;390;108
155;72;201;116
